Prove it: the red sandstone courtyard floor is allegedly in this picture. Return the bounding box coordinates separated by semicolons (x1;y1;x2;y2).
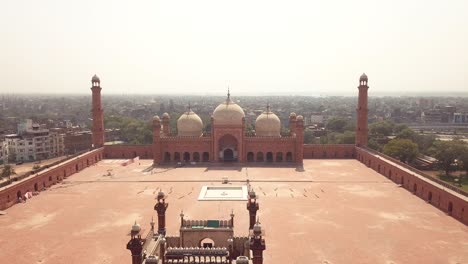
0;160;467;264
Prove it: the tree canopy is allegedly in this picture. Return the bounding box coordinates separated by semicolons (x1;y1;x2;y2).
383;138;419;163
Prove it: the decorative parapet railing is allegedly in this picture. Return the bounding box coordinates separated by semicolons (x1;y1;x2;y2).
160;136;212;142
182;219;233;229
303;144;355;148
165;247;229;258
244;136;296;142
359;147;468;198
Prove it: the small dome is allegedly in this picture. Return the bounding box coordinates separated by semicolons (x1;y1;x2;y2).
289;112;296;117
162;112;170;119
296;115;304;121
177;110;203;137
213;98;245;126
253;222;262;236
360;73;368;81
131;221;141;233
157;191;165;200
153;115;160;122
255;108;281;137
91;74;100;82
236;256;249;264
145;256;159;263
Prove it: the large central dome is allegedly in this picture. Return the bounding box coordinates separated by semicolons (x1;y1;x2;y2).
212;97;245;126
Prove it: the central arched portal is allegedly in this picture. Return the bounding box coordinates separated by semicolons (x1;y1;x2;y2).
218;134;238;162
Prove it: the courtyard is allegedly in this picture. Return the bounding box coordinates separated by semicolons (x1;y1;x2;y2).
0;159;467;264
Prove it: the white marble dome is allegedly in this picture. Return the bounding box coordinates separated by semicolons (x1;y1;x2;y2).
212;98;245;126
177;110;203;137
255;109;281;137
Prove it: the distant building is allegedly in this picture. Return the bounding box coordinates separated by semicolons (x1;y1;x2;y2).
63;131;92;155
454;113;468;124
310;113;324;125
3;119;65;163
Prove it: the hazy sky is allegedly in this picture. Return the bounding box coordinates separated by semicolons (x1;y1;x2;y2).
1;0;467;96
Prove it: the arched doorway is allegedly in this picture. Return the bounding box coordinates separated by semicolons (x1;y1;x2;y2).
223;149;234;161
266;152;273;162
34;183;38;192
276;152;283;162
200;238;215;248
174;153;181;162
17;191;22;199
257;152;264;162
218;134;238;162
413;183;417;194
183;152;190;162
448;202;453;216
202;152;209;162
428;191;433;203
164;152;171;162
286;152;293;162
193;152;200;162
247;152;254;162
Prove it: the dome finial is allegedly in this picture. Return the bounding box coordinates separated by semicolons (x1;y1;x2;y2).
188;103;191;112
227;86;230;100
266;102;270;112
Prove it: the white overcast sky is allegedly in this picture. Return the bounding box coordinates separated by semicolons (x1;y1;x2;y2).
1;0;467;96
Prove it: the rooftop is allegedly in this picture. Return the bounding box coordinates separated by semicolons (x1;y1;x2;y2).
0;159;467;263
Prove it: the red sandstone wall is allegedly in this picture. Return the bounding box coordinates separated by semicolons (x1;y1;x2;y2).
103;145;153;159
244;137;297;162
0;148;104;210
356;147;468;225
303;144;356;159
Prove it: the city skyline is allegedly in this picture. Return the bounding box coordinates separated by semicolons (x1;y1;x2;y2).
1;0;468;95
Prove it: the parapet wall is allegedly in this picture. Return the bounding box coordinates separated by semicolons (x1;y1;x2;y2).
356;147;468;225
0;148;104;210
303;144;356;159
103;144;153;159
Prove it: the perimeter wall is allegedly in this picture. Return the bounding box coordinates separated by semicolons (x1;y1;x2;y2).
356;147;468;225
0;148;103;210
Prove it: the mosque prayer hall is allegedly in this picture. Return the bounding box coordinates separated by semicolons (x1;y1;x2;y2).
0;74;467;264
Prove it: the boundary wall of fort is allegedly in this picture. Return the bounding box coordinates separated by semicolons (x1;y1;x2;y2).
356;147;468;225
103;145;153;159
0;148;103;210
303;144;356;159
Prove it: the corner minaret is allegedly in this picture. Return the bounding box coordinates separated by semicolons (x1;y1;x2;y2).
356;73;369;147
91;74;105;147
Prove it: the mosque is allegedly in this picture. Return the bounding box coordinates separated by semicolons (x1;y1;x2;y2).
92;75;306;165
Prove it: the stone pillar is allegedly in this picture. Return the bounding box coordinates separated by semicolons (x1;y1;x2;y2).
295;115;304;164
154;191;168;235
356;73;369;147
247;190;259;230
90;75;104;147
153;116;161;165
250;221;266;264
126;222;143;264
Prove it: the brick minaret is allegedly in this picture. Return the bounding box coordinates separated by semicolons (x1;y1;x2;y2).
154;191;168;235
247;190;259;230
153;116;161;165
126;221;143;264
295;115;304;164
356;73;369;147
250;220;266;264
91;75;104;147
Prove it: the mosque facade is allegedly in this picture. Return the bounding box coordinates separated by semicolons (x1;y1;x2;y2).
91;76;306;165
